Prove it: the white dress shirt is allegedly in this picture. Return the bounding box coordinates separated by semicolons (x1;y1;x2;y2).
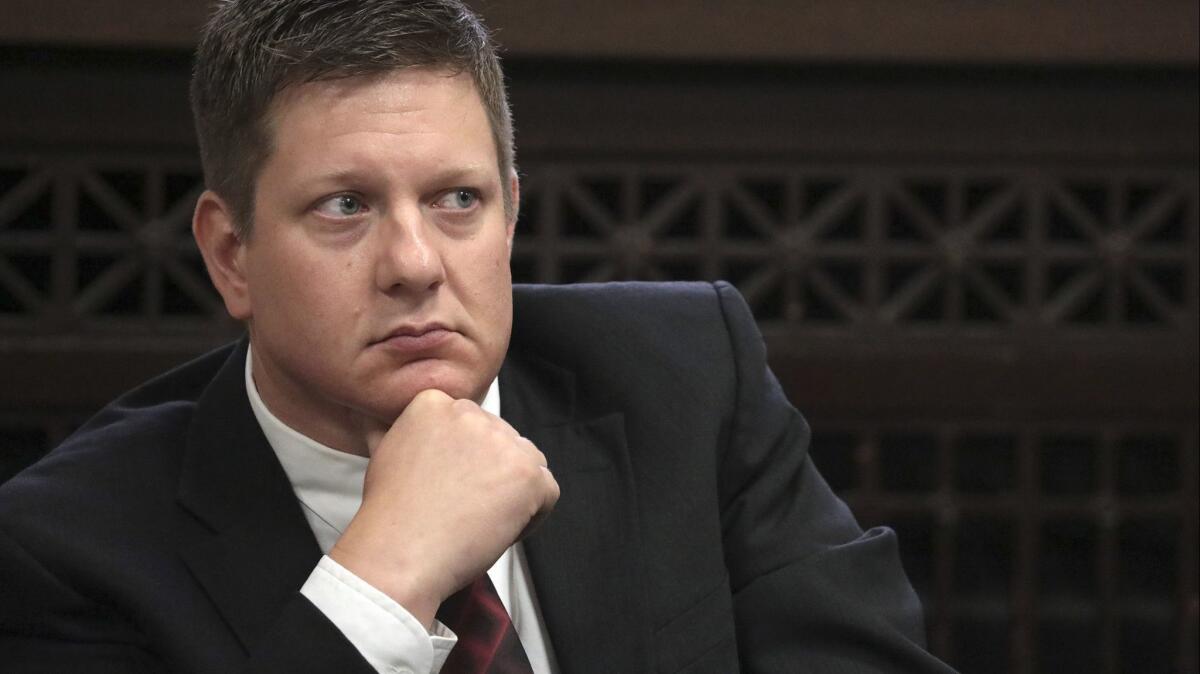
244;350;558;674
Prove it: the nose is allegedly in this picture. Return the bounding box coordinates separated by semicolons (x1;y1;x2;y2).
374;208;446;294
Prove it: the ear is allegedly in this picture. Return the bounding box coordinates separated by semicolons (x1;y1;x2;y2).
506;169;520;252
193;190;253;321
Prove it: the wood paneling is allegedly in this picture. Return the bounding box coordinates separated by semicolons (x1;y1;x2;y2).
0;0;1196;65
0;40;1196;673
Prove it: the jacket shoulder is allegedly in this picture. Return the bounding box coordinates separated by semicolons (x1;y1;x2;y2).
0;341;241;539
512;280;756;354
510;282;755;410
514;280;726;313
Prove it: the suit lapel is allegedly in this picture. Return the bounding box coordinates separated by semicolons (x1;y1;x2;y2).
501;348;650;674
176;340;322;653
171;337;651;668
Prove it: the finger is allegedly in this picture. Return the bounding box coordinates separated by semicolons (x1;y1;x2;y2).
540;468;560;510
517;439;548;468
534;447;547;468
520;499;554;540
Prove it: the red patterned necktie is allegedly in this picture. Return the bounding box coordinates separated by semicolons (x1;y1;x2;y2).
436;574;535;674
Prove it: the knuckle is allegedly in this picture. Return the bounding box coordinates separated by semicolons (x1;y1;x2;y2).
411;388;447;407
518;460;540;481
450;397;478;414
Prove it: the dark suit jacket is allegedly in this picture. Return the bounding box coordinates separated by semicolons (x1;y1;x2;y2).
0;281;954;673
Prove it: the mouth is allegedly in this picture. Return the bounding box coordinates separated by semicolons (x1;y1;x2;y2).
372;323;458;353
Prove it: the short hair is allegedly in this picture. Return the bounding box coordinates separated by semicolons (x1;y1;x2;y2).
190;0;515;238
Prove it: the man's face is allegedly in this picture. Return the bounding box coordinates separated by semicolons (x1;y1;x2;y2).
217;69;515;452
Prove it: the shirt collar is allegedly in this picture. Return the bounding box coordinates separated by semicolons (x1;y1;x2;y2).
244;347;501;536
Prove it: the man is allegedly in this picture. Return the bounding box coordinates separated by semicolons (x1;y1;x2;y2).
0;1;956;672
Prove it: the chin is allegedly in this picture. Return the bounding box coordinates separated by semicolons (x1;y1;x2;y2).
378;360;490;408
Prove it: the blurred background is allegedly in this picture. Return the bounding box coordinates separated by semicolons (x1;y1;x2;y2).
0;1;1196;671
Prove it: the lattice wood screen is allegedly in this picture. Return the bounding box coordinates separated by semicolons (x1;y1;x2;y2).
1;152;1197;674
2;159;1194;331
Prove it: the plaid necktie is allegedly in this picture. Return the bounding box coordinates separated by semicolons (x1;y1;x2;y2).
436;574;535;674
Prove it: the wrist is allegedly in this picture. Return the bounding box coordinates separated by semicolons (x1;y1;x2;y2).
329;537;443;629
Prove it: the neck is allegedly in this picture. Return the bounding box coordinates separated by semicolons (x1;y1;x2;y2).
246;344;376;457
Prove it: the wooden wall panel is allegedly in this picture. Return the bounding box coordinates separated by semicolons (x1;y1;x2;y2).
0;34;1196;674
0;0;1196;64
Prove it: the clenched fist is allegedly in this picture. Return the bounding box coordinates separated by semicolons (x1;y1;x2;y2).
329;389;560;627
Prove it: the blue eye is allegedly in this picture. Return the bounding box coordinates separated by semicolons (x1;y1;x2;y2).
334;195;362;215
436;189;478;210
316;194;366;217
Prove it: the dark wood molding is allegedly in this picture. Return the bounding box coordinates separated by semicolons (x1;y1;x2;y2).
0;0;1196;65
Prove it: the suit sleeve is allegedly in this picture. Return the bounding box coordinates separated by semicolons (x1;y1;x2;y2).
0;526;375;674
711;281;957;673
0;526;162;673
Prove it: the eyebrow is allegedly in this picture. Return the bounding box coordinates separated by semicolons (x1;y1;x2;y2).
299;167;373;189
422;164;500;187
299;164;499;192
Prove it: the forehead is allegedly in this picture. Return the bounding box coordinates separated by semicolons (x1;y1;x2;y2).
264;68;489;152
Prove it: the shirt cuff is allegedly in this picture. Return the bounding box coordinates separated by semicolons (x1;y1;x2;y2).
301;555;458;674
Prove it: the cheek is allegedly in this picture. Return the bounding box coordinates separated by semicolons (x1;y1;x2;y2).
254;250;362;334
459;234;511;288
483;251;512;303
465;244;513;329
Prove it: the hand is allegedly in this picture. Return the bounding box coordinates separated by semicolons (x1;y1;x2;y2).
328;389;559;627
